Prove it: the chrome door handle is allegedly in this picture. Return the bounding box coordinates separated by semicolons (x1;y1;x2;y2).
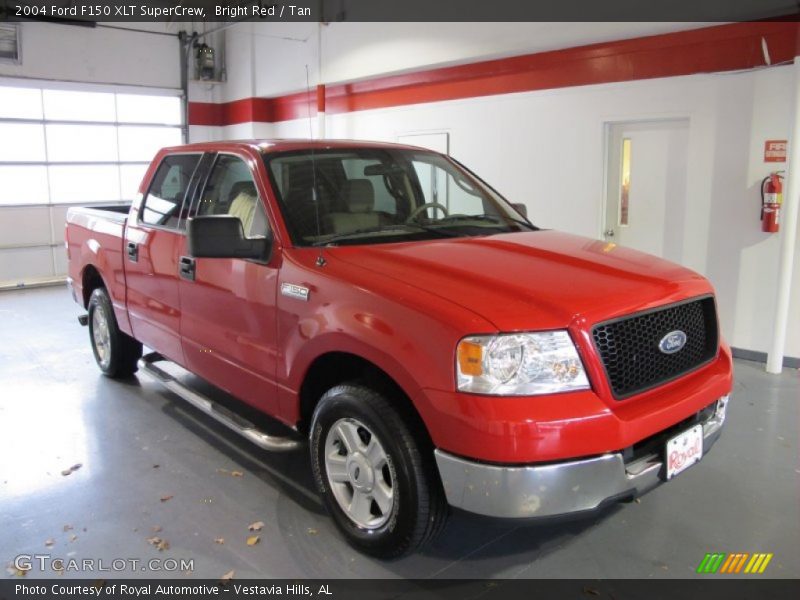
126;241;139;262
179;256;196;281
604;229;615;237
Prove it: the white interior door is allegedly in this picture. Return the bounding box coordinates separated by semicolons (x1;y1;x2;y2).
604;119;689;262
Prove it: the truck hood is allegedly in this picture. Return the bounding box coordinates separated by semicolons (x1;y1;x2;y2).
327;231;713;331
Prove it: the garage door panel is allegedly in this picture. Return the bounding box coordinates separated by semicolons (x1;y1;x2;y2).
50;205;70;244
52;246;67;276
0;206;51;246
0;166;49;205
0;247;53;283
0;82;181;285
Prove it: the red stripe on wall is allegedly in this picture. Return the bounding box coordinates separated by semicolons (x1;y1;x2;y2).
188;20;799;127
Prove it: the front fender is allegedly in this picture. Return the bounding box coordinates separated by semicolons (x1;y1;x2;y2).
274;250;495;429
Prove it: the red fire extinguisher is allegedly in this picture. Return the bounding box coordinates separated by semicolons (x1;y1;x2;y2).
761;172;783;233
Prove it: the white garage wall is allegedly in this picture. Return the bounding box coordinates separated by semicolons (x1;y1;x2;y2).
0;22;179;88
214;22;715;101
264;66;800;360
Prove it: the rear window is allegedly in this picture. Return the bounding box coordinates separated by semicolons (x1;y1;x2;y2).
140;154;201;228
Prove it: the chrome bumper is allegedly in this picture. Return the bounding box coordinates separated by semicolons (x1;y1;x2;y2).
435;395;728;519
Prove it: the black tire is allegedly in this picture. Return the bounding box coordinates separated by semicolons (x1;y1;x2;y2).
88;287;142;378
310;384;448;558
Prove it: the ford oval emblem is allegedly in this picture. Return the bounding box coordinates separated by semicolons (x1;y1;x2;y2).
659;330;687;354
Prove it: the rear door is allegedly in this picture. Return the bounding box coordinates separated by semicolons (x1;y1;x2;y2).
124;153;203;365
177;151;281;416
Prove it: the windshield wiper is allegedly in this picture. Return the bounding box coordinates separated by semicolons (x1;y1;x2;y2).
311;223;462;247
439;214;538;230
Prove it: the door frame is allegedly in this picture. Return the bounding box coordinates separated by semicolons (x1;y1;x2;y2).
600;116;692;241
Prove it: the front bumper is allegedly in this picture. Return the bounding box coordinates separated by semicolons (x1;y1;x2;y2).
435;395;728;519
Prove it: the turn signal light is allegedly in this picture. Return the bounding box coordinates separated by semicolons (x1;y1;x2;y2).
457;340;483;376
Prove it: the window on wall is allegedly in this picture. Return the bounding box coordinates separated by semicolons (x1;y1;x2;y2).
0;84;182;206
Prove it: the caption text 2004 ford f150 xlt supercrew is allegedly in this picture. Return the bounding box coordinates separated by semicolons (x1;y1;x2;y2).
65;140;732;557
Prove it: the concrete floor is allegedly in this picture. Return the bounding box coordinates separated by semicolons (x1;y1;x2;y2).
1;286;798;580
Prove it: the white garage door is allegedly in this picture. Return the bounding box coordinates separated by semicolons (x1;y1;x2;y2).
0;80;183;288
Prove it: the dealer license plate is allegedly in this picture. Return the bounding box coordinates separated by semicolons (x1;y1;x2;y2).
665;424;703;480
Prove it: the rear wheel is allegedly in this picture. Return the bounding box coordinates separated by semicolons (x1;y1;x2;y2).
88;287;142;378
310;384;447;558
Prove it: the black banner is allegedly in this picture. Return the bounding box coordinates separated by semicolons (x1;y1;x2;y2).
0;0;798;23
1;580;800;600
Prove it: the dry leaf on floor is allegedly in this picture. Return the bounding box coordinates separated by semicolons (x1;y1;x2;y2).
45;539;55;547
307;528;318;535
214;538;225;545
248;521;264;532
160;495;173;503
146;536;170;551
61;463;83;476
6;564;27;577
63;525;73;532
217;468;244;478
153;464;160;469
69;534;78;542
246;535;260;546
221;570;235;583
152;526;162;533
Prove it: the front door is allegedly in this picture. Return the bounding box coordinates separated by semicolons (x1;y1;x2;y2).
177;152;280;416
604;119;690;263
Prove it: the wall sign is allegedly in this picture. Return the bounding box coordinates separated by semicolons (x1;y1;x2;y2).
764;140;787;163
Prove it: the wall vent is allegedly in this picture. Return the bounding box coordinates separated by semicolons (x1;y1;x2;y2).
0;24;20;64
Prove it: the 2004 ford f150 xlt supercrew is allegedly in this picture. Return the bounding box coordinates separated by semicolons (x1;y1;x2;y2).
66;140;732;557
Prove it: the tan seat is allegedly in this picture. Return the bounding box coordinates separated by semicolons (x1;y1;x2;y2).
228;191;258;236
326;179;380;234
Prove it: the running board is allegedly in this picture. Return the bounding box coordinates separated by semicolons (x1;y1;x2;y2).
137;352;302;452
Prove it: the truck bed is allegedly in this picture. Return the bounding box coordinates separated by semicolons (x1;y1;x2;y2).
65;203;132;331
68;202;132;222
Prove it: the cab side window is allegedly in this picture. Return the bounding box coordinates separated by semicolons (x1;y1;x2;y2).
140;154;201;228
197;155;268;239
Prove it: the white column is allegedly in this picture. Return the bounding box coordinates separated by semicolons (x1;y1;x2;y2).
317;109;326;140
316;23;325;140
767;56;800;374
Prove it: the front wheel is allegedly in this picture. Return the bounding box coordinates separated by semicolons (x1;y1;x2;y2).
310;384;447;558
88;287;142;378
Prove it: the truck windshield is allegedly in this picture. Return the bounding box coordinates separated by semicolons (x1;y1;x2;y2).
263;148;537;246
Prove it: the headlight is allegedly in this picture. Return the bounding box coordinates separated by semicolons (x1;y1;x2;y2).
456;331;590;395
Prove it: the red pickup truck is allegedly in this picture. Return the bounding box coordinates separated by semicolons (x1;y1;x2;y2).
66;140;732;557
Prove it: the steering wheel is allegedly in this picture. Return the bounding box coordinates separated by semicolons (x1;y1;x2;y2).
406;202;449;222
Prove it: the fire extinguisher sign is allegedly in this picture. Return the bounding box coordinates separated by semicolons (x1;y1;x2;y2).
764;140;787;162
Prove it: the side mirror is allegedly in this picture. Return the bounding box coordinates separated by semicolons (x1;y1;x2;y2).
187;215;271;261
511;203;528;218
